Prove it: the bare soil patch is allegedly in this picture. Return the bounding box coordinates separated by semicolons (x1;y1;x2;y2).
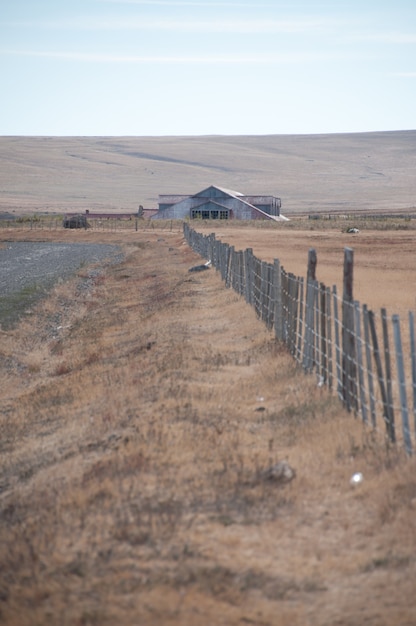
0;227;415;625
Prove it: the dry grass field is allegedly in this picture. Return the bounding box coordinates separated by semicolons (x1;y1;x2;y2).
1;131;416;215
1;224;416;626
192;221;416;315
1;131;416;624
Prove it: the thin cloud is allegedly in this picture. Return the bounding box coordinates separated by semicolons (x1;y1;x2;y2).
3;16;334;35
1;49;339;64
352;32;416;44
394;71;416;77
97;0;280;6
96;0;356;9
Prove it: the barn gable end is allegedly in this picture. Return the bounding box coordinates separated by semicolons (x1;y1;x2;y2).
154;185;285;221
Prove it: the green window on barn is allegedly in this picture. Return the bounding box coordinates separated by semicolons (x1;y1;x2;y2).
191;208;229;220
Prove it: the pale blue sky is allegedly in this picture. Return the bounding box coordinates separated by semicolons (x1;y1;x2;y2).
1;0;415;135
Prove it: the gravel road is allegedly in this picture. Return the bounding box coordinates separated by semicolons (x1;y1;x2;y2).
0;242;123;328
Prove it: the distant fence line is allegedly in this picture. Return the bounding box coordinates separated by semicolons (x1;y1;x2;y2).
0;218;177;232
307;212;416;221
183;223;416;456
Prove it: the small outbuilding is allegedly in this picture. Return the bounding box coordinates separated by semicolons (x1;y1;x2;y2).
63;214;89;229
153;185;287;221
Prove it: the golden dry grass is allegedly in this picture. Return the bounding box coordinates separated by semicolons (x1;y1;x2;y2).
0;227;416;626
1;132;416;214
193;221;416;314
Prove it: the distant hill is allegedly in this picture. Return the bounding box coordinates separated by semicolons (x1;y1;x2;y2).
1;131;415;215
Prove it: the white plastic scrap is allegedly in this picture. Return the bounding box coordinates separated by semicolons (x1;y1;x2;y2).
350;472;364;486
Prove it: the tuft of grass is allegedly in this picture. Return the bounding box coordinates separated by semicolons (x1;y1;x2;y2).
0;282;45;329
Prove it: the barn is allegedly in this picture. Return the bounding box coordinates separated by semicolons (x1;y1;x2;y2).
152;185;287;221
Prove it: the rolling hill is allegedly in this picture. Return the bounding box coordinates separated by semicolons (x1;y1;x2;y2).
0;130;415;216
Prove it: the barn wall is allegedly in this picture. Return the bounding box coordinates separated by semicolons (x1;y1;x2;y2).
243;196;281;216
154;187;278;220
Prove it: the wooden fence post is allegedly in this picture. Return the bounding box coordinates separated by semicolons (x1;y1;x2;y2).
220;241;228;281
291;275;300;356
363;304;377;428
326;286;333;389
208;233;215;264
232;248;237;291
368;309;392;441
307;248;317;280
244;248;253;304
409;311;416;438
287;273;293;351
303;249;318;373
303;278;316;372
241;250;246;296
253;256;261;318
273;259;283;341
320;283;327;383
236;249;239;294
281;269;289;344
314;282;321;377
296;278;304;364
260;261;268;322
354;301;368;424
332;285;342;399
287;273;298;355
381;308;395;443
225;245;233;288
239;250;244;296
392;315;412;455
342;247;357;412
265;263;274;330
237;249;242;294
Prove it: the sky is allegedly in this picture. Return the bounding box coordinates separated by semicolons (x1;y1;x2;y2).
0;0;415;136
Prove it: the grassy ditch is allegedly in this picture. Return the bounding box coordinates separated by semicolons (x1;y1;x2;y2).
0;229;415;626
0;282;46;330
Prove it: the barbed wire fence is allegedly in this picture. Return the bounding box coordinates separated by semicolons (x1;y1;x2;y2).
184;223;416;456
